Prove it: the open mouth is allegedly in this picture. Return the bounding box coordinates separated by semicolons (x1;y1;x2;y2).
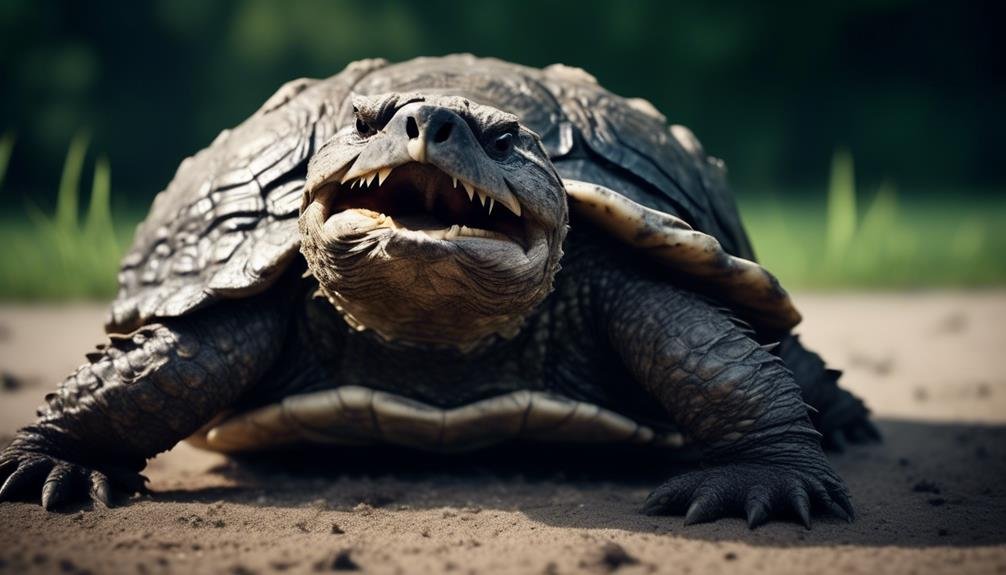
318;162;528;248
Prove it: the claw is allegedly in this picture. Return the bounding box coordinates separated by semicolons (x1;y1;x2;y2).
640;493;670;515
828;501;852;523
830;486;856;521
745;485;772;529
641;474;699;515
806;478;852;523
41;463;75;510
89;471;111;508
0;458;51;501
745;499;770;529
789;488;812;529
40;479;57;510
683;495;720;526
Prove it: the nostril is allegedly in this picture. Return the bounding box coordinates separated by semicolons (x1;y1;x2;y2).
433;121;453;144
406;116;419;139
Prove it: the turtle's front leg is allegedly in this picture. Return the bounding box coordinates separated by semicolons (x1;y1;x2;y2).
0;297;287;509
602;279;853;528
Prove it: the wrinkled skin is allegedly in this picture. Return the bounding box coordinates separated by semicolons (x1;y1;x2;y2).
300;93;567;348
0;57;877;529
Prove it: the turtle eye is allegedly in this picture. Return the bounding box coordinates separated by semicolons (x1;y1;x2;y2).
492;132;514;155
356;117;375;137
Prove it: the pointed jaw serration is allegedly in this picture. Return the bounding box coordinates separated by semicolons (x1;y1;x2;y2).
317;161;530;249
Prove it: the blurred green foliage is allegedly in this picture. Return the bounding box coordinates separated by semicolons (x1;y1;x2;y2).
1;140;1003;300
743;163;1006;288
1;0;1003;205
825;149;857;262
0;0;1003;299
0;136;129;299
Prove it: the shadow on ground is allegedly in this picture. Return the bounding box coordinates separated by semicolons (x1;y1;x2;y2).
141;417;1006;549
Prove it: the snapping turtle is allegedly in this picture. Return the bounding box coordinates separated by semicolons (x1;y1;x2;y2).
0;55;877;527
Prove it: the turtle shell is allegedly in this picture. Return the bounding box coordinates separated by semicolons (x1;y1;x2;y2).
188;386;686;454
110;54;798;335
106;59;389;333
351;55;799;331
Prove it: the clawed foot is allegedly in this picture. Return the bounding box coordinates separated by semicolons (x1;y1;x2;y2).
0;444;146;510
641;462;854;529
818;389;882;452
822;417;881;452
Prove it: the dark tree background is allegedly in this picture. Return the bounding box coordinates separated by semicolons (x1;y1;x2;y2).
1;0;1002;209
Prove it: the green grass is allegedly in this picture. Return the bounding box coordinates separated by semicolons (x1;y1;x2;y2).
0;139;1003;300
0;133;134;300
741;154;1006;289
0;132;14;191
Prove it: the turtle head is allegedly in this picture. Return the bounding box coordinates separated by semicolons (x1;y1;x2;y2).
300;93;567;349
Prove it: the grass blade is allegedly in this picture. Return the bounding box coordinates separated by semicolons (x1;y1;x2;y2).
84;155;114;242
826;148;857;261
56;131;90;234
0;131;15;192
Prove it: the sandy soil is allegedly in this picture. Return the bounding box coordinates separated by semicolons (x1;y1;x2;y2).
1;292;1005;575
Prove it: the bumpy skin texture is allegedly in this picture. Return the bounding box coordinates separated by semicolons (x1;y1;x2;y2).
0;294;289;509
777;335;880;451
551;148;875;449
0;56;876;528
596;263;852;526
542;234;854;527
107;59;388;333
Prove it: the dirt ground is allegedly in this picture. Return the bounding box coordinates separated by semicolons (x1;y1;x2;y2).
1;292;1005;575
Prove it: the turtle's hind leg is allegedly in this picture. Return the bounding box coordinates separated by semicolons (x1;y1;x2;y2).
0;296;288;510
597;276;853;528
777;335;881;451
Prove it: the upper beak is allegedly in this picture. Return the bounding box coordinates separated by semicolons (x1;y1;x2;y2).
305;102;523;218
403;105;464;164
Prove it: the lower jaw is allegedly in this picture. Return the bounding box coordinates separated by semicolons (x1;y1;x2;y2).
349;210;515;243
315;208;541;264
313;252;545;349
300;203;555;350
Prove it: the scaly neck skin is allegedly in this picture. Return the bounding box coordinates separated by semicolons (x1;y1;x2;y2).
283;228;628;409
294;289;548;406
